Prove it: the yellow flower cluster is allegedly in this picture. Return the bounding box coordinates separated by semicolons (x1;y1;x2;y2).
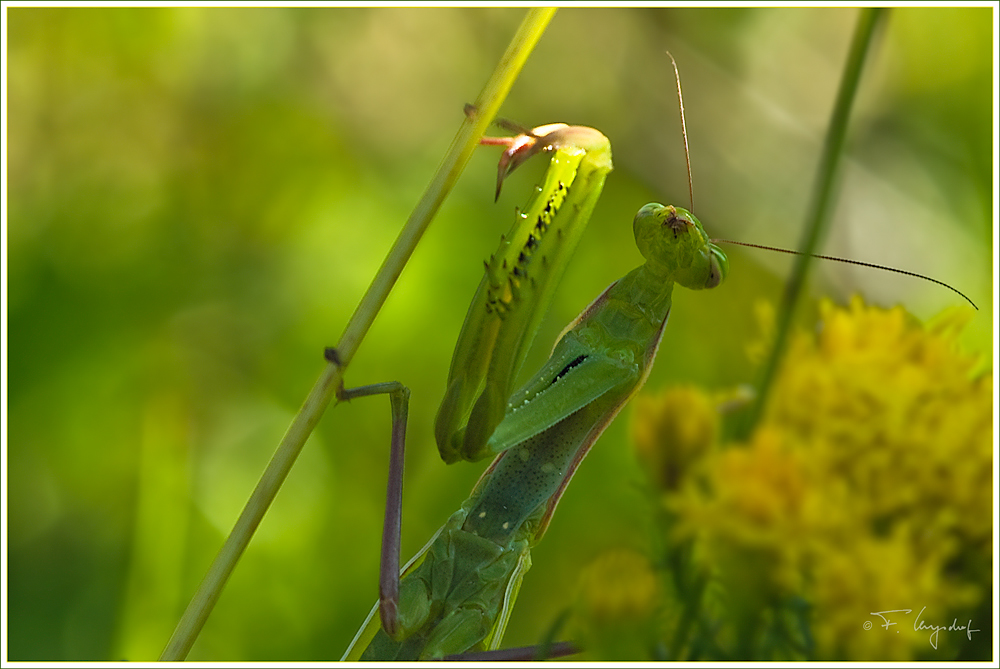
644;297;991;660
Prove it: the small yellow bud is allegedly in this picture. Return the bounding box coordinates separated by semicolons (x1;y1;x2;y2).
574;549;662;660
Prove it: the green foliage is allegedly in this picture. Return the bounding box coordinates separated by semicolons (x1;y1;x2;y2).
6;7;991;660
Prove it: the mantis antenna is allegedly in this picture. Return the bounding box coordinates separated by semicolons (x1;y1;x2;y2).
712;239;978;310
667;51;695;212
664;54;975;310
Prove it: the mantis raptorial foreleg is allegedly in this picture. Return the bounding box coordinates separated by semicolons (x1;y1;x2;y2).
434;122;613;464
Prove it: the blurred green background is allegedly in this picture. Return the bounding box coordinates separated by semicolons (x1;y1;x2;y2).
6;7;992;660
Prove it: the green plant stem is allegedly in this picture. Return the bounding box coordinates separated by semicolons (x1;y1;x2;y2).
159;8;557;661
737;7;885;439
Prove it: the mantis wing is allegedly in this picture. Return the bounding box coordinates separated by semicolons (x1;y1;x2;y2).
481;278;639;457
485;335;637;458
481;548;532;651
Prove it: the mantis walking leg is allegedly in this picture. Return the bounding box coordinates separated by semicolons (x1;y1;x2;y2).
325;347;410;638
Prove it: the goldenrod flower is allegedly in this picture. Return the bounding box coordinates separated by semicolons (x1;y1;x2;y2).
677;427;814;599
573;549;663;660
667;297;991;660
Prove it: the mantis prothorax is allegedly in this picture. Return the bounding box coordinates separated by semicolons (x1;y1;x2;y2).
338;113;727;659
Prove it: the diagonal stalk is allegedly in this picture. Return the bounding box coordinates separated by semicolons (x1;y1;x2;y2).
737;7;886;438
159;8;557;661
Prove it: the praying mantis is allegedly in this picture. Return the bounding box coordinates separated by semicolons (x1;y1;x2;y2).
339;115;727;660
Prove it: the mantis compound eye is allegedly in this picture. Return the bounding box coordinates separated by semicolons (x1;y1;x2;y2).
705;246;728;289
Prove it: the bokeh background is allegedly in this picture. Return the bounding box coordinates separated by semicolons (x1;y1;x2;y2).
6;7;993;660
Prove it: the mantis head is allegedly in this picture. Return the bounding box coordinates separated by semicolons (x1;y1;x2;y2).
633;203;728;290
